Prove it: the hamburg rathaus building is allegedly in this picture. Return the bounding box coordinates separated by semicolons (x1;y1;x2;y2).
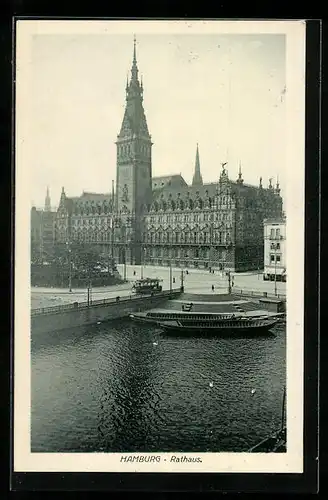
54;38;283;272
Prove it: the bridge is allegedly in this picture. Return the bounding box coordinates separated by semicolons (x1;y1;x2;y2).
31;289;182;335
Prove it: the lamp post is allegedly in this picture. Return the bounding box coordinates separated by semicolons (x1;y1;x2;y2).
141;245;144;279
274;243;277;296
87;278;92;306
180;269;184;292
209;224;213;271
169;261;173;293
66;240;72;292
123;238;127;282
227;270;232;294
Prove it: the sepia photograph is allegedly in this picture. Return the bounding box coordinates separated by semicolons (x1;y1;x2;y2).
14;19;306;474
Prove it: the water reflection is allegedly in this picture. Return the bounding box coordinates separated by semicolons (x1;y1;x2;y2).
31;320;286;453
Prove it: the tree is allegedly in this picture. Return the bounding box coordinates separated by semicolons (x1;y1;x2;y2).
52;242;115;277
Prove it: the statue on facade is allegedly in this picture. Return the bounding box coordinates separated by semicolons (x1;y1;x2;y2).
122;184;129;202
220;162;229;185
121;205;130;214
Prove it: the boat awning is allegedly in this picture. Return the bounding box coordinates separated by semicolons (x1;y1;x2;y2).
259;298;284;304
146;308;244;317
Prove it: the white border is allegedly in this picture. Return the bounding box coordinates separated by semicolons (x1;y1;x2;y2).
14;19;306;473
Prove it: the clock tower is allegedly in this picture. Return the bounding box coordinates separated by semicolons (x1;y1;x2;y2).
115;37;152;263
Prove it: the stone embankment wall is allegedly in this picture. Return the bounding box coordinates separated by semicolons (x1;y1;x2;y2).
31;291;181;335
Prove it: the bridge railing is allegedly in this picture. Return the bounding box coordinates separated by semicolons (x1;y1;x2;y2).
232;287;286;301
31;289;181;316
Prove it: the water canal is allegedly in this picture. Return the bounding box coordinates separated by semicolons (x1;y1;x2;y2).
31;319;286;452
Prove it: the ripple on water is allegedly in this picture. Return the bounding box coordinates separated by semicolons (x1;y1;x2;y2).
31;320;286;452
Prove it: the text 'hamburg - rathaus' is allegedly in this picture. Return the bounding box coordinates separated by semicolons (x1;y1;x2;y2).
55;37;283;272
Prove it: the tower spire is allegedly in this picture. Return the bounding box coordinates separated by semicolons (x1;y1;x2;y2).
133;34;137;63
237;161;244;184
131;34;138;82
45;186;51;211
192;143;203;186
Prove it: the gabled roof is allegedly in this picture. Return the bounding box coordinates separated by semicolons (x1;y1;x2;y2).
152;175;188;190
151;177;276;205
78;192;111;201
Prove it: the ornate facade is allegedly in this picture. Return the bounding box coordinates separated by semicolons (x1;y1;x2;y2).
53;38;283;272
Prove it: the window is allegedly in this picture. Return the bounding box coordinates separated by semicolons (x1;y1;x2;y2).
270;228;274;239
270;254;275;262
276;255;281;262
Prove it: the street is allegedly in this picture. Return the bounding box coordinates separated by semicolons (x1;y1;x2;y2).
31;264;286;309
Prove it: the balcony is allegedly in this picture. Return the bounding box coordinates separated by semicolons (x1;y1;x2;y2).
148;241;233;247
269;235;284;240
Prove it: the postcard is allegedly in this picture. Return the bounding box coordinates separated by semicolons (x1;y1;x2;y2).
14;19;306;474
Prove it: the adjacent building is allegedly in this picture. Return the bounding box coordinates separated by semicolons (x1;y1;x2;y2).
31;187;56;263
263;216;286;282
53;38;284;272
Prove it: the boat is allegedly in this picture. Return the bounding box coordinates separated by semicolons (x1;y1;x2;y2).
131;277;163;295
129;293;284;335
248;427;287;452
248;386;287;452
157;315;281;335
130;309;283;335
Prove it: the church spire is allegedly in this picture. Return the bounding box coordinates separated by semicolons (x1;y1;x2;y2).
44;186;51;211
192;143;203;186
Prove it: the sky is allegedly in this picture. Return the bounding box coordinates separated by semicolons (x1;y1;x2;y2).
28;30;286;209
